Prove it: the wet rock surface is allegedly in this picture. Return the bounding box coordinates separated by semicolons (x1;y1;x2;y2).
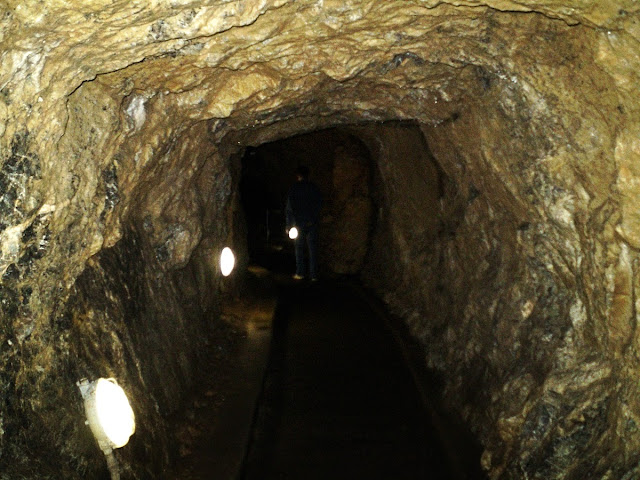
1;1;639;478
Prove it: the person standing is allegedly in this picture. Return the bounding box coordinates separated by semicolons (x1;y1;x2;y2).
286;165;322;281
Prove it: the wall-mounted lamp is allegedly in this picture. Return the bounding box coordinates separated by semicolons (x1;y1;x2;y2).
288;227;299;240
220;247;235;276
78;378;136;480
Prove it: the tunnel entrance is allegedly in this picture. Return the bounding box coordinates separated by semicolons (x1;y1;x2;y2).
239;127;375;279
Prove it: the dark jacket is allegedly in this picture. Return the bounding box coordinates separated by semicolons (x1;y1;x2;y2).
286;180;322;229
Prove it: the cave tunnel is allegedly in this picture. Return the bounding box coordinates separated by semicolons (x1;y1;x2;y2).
239;128;378;276
235;125;487;480
1;1;640;479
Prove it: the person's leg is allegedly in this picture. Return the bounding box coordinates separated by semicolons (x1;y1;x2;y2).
307;225;319;280
294;230;306;278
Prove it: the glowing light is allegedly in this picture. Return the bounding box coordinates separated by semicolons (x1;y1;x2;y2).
220;247;235;276
78;378;135;451
289;227;299;240
95;379;136;448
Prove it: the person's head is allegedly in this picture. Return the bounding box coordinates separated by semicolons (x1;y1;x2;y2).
295;165;310;181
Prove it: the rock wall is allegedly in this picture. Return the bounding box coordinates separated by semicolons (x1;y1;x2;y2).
1;1;640;478
359;116;620;478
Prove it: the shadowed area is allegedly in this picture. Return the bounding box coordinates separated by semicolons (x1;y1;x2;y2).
242;280;486;480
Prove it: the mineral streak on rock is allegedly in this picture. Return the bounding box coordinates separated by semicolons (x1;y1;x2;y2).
0;0;639;478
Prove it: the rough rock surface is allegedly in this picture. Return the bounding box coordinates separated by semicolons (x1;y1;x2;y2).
1;1;640;478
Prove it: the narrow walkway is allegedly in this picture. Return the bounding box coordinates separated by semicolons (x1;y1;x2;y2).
242;280;472;480
168;267;277;480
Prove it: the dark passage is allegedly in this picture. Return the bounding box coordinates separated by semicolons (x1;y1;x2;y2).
242;281;480;479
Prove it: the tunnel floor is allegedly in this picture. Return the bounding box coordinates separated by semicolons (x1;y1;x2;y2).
167;248;486;479
240;278;485;480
